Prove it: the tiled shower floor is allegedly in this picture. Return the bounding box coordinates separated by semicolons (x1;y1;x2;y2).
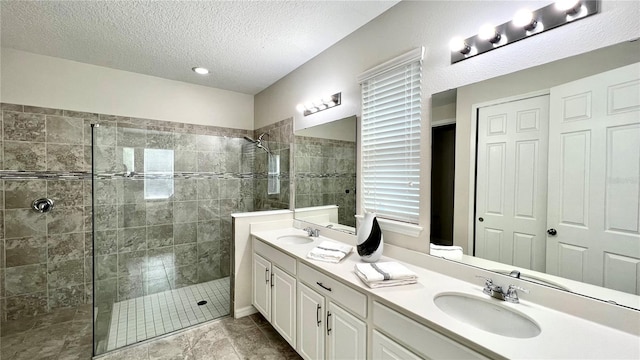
106;277;230;351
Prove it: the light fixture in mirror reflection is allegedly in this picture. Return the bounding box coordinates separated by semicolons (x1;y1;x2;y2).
432;40;640;310
293;115;357;234
450;0;599;63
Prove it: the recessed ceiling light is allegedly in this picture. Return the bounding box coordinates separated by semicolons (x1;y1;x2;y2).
192;67;209;75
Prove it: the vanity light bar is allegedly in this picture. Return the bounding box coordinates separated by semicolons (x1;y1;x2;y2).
297;92;342;117
450;0;599;64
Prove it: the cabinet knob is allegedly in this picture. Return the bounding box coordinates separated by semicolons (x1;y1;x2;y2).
547;228;557;236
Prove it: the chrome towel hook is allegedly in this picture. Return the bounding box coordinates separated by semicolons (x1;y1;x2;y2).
32;198;55;213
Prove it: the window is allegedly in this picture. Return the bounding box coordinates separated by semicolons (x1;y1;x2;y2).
359;48;423;224
144;149;174;200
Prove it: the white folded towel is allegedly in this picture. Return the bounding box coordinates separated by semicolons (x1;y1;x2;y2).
354;262;418;288
430;244;463;260
307;241;353;263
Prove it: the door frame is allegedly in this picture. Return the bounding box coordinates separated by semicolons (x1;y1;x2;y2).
466;89;550;254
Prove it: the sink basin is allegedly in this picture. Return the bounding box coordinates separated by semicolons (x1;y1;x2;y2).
434;292;541;338
276;235;314;245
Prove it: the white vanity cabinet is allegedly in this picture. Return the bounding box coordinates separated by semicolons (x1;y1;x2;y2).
372;330;422;360
373;302;487;360
297;263;367;360
252;238;297;347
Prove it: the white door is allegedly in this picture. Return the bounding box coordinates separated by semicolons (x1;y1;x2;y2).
252;253;271;321
327;302;366;360
297;283;325;360
476;95;550;271
372;330;422;360
271;266;297;347
546;63;640;294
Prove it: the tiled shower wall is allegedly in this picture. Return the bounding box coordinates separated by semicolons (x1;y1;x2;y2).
295;136;356;227
0;102;259;321
252;118;292;211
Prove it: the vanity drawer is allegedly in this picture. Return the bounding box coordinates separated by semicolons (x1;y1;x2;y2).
298;262;367;318
253;237;296;275
373;301;487;359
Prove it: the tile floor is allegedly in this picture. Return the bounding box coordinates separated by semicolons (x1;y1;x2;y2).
1;304;93;360
106;277;230;351
1;305;300;360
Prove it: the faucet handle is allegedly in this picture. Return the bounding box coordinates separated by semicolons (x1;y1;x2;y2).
508;284;529;293
475;276;494;296
505;284;529;303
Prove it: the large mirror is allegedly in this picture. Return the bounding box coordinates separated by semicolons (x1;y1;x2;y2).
293;115;357;233
431;39;640;310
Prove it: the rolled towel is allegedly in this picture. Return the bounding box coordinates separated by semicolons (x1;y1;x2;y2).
430;243;463;260
354;262;417;284
307;241;353;263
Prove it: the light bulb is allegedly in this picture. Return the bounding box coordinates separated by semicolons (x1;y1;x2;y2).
449;37;470;53
296;104;305;112
322;95;335;103
513;9;537;30
304;102;314;110
479;24;501;43
192;67;209;75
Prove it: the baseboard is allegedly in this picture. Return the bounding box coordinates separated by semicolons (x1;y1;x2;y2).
234;305;258;318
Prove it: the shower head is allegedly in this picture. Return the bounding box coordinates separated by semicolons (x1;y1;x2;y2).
243;134;271;154
256;143;272;154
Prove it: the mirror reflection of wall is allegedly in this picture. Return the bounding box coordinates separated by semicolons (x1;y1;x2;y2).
432;40;640;310
294;115;357;231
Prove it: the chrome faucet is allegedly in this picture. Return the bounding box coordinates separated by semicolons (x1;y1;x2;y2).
476;276;529;304
303;227;320;237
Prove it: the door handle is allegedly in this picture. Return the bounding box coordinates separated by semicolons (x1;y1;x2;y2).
547;228;557;236
316;304;321;327
265;268;269;284
270;273;274;288
326;311;332;335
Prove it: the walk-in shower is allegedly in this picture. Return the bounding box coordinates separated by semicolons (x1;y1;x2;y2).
91;123;243;355
0;104;292;358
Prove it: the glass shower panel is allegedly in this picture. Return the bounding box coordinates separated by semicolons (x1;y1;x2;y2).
92;124;236;356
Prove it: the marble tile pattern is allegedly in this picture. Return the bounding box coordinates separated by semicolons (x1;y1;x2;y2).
252;118;293;212
1;303;299;360
0;103;261;325
295;136;357;227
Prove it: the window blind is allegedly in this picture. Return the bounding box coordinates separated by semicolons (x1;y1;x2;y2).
361;59;422;224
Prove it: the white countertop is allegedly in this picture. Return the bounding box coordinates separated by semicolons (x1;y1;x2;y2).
251;227;640;359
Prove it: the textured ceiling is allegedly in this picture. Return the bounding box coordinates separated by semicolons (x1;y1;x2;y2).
1;1;399;95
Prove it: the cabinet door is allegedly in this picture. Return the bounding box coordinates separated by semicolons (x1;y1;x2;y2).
272;266;297;347
327;302;366;360
372;330;422;360
297;283;325;360
252;253;271;321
